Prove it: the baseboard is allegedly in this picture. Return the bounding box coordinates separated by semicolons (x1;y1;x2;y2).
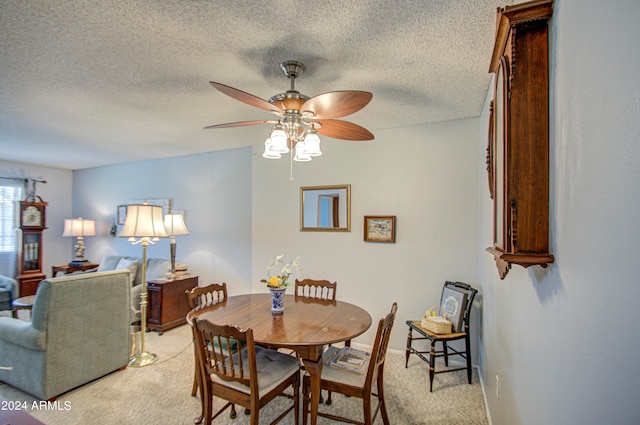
477;366;493;425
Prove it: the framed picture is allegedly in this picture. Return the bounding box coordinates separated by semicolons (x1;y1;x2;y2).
364;216;396;243
440;285;469;333
117;205;127;225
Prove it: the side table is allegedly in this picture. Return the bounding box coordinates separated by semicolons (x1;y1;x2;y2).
51;262;99;277
147;275;198;334
12;295;36;319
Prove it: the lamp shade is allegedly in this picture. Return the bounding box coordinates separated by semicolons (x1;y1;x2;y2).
303;131;322;156
294;141;312;162
118;204;168;238
262;137;281;159
270;128;289;153
164;214;190;236
62;217;96;237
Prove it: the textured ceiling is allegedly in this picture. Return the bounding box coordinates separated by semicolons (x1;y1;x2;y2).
0;0;511;170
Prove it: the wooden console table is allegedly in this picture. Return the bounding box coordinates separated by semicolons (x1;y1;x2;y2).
51;262;99;277
147;275;198;334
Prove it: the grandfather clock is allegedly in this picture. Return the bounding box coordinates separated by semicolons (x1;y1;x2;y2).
16;196;48;296
486;0;555;278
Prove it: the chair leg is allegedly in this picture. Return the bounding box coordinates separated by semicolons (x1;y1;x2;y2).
294;375;300;425
377;371;390;425
429;340;436;392
191;362;198;396
302;377;309;425
405;327;412;368
443;341;449;366
466;335;473;384
363;391;373;425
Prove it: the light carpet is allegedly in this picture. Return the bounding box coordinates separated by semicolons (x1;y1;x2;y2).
0;316;488;424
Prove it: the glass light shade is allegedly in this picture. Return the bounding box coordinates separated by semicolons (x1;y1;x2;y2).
262;138;281;159
270;128;289;153
164;214;190;236
303;132;322;156
118;204;168;238
294;141;312;162
62;217;96;237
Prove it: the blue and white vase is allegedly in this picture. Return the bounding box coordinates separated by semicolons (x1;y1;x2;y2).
269;287;287;314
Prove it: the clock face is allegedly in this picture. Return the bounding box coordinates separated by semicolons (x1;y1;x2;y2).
22;205;42;227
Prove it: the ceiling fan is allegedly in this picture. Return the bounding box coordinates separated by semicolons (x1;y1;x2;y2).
205;60;374;161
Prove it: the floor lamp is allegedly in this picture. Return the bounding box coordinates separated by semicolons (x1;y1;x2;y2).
118;203;168;367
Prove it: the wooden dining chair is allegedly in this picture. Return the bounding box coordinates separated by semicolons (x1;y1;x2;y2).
186;282;228;311
186;283;236;423
294;278;337;300
405;281;478;392
294;278;347;404
192;318;301;425
186;283;229;397
302;302;398;425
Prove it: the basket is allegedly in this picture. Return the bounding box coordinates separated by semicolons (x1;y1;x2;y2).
420;306;452;334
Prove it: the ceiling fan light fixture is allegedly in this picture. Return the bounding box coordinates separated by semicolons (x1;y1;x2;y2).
205;60;374;179
303;130;322;156
294;141;312;162
269;127;289;153
262;138;281;159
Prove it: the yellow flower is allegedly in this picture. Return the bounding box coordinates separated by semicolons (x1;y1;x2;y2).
268;276;283;288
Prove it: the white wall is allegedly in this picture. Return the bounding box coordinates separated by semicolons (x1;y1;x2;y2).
477;1;640;424
252;118;480;352
0;159;73;283
72;148;253;294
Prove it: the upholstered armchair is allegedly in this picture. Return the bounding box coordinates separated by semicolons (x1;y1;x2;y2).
0;274;17;312
0;270;131;400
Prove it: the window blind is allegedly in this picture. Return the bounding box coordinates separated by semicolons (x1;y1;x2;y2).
0;183;23;276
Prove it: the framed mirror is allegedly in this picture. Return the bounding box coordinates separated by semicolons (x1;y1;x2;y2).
300;184;351;232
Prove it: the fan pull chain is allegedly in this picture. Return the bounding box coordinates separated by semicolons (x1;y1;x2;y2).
289;146;294;181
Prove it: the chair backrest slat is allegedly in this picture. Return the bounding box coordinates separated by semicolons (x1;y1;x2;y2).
295;278;337;300
186;282;228;310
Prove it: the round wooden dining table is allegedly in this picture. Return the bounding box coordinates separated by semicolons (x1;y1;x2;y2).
188;293;372;425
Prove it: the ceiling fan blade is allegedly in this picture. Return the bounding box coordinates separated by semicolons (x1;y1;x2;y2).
301;91;372;119
209;82;282;113
204;120;270;129
314;119;375;141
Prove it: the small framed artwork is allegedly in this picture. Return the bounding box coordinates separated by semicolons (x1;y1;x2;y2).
117;205;127;225
440;286;469;333
364;216;396;243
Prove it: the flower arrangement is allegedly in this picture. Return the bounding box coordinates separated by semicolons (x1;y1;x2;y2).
261;254;303;288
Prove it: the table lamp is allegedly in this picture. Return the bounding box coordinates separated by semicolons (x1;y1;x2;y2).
118;203;168;367
163;213;190;279
62;217;96;266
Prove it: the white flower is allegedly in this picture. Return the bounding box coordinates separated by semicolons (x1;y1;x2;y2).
261;255;303;288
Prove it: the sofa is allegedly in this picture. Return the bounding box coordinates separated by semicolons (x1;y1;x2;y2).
0;274;17;312
0;270;131;400
95;255;171;322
